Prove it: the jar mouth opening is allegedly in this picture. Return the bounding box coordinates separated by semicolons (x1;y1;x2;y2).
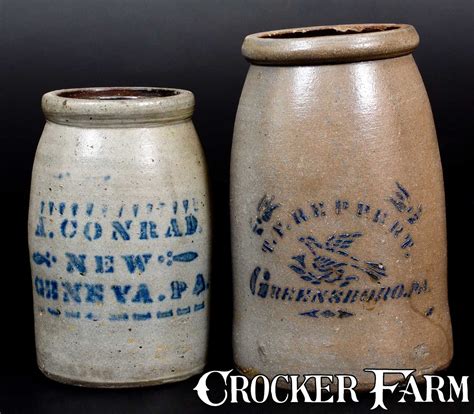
258;24;401;39
242;23;419;65
57;88;181;100
42;87;194;127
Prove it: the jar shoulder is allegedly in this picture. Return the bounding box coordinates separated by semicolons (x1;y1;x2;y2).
30;120;209;199
33;121;206;172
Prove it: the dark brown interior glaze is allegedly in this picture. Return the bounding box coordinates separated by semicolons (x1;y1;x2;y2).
58;88;180;100
260;25;400;39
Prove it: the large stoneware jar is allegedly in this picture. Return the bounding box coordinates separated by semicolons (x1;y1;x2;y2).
231;24;452;389
28;87;210;387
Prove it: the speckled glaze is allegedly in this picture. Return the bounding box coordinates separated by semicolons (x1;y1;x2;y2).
28;87;210;387
231;24;452;390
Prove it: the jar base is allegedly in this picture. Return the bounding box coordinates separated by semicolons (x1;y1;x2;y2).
235;359;452;392
38;363;206;388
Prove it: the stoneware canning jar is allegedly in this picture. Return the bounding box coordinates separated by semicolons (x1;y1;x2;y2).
231;24;452;390
28;87;210;387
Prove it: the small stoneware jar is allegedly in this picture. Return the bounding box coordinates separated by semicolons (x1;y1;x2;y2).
231;24;452;390
28;87;210;387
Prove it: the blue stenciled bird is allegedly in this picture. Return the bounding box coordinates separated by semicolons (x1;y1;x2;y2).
289;232;387;288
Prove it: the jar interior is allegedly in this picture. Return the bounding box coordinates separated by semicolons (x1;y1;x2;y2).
260;24;400;39
57;88;180;100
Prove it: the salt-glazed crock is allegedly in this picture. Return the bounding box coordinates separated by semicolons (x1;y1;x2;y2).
28;87;210;387
231;24;452;390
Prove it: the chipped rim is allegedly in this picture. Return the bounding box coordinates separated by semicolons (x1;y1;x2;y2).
42;87;195;127
242;23;419;65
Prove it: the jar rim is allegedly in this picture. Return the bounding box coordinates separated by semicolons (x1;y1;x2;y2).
42;87;195;127
242;23;419;65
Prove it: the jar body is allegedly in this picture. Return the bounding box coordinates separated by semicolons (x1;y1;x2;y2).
231;54;452;389
29;119;210;386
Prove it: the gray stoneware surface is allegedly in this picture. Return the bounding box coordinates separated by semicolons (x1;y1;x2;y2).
231;24;452;390
28;87;210;387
